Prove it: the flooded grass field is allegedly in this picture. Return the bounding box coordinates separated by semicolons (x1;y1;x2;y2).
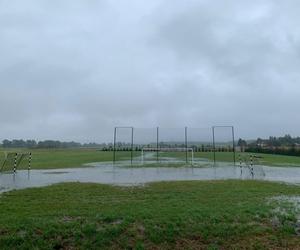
2;149;300;170
1;161;300;193
2;151;300;248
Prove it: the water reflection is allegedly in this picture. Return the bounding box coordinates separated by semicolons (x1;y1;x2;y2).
0;163;299;193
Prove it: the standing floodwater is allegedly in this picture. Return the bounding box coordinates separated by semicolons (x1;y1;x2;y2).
1;163;300;193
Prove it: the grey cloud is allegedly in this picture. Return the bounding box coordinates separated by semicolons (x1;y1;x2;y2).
0;0;300;142
150;0;300;137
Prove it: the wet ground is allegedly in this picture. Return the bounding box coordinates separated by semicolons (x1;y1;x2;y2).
1;161;300;193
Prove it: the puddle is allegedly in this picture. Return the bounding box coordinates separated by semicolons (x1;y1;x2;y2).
43;171;70;175
271;196;300;210
1;162;300;193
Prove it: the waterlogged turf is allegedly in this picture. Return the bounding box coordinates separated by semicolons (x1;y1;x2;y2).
0;180;300;249
1;148;300;170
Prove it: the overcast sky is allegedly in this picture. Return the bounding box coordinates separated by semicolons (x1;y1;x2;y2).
1;0;300;142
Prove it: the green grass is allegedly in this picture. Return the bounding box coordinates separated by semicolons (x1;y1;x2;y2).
1;148;300;170
197;152;300;167
183;151;300;167
0;180;300;249
246;153;300;167
0;148;114;170
149;151;300;167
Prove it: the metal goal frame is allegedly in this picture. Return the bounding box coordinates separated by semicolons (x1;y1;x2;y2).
113;126;236;165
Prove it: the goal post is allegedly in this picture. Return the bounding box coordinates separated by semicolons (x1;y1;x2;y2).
113;127;134;163
187;127;214;164
212;126;236;165
158;127;189;163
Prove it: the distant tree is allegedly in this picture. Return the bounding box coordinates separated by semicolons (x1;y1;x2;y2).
237;138;247;147
2;139;12;148
256;138;263;146
26;140;37;148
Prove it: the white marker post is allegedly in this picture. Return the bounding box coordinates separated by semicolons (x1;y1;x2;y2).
14;153;17;173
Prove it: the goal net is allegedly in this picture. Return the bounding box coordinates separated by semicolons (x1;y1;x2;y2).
187;127;214;164
212;126;236;165
113;126;236;166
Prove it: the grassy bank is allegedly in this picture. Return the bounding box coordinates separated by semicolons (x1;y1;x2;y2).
1;148;300;170
0;180;300;249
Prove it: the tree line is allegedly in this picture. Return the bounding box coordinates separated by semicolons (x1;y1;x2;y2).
1;139;112;149
237;134;300;157
0;139;234;152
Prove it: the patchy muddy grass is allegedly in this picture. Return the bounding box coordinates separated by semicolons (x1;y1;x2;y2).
1;180;300;249
269;195;300;236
